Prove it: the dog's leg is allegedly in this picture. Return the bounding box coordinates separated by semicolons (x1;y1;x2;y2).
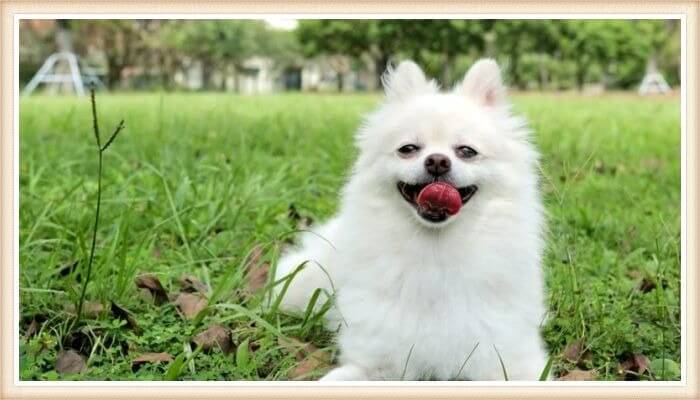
273;219;340;318
319;364;369;381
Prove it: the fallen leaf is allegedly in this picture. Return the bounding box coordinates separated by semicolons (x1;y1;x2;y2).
246;263;270;294
178;274;209;294
193;324;232;354
56;349;86;375
594;160;606;174
174;293;207;319
131;352;173;370
135;274;169;305
288;349;333;380
636;277;657;293
278;336;318;361
618;354;651;379
578;350;593;368
63;330;93;354
248;340;261;352
110;302;140;333
66;301;106;319
244;244;269;294
25;319;40;338
558;368;597;381
84;301;106;318
562;339;584;362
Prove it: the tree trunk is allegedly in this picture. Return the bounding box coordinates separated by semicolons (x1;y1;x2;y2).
441;55;454;86
374;54;390;90
219;65;227;91
336;72;344;92
576;61;585;90
509;51;521;89
201;61;212;90
106;56;123;89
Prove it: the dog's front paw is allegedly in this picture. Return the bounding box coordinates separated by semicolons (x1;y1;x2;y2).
320;365;369;381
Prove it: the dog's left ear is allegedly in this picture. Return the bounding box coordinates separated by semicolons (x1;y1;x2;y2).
456;59;507;107
382;60;437;102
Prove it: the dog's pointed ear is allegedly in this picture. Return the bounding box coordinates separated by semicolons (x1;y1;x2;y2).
382;60;436;101
457;59;507;107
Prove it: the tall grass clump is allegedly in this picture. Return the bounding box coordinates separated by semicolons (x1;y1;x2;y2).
73;88;125;326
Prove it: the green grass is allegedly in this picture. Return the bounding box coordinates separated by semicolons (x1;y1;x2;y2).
18;92;681;381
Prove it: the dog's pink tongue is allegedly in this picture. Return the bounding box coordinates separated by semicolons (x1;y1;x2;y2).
416;182;462;215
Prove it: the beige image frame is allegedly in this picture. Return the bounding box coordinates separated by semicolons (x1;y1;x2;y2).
1;1;698;399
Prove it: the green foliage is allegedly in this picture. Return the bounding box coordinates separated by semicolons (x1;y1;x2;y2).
297;19;680;89
20;19;680;91
19;92;680;381
164;20;270;66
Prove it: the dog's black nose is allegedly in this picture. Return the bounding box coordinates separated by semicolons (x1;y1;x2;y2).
424;153;451;176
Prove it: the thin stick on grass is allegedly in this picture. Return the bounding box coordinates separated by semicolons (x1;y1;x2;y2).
74;87;124;325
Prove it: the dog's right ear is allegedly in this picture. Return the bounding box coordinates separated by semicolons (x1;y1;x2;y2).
457;59;507;107
382;60;437;102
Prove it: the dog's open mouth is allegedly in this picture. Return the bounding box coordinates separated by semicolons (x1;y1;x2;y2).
397;181;478;223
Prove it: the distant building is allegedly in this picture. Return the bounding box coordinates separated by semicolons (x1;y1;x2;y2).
173;56;376;94
20;19;378;94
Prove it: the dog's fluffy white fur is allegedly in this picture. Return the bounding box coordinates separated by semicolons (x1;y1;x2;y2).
274;59;548;381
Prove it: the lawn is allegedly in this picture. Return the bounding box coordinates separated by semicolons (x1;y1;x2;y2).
18;92;681;381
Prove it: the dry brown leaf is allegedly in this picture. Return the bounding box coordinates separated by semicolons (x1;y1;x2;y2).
578;350;593;367
278;336;318;361
288;349;333;380
134;274;169;305
25;319;40;338
131;352;173;370
246;263;270;293
174;293;207;319
84;301;106;318
593;160;606;174
562;339;584;362
618;354;651;379
636;277;657;293
244;244;269;294
178;274;209;294
110;302;140;333
56;349;86;375
558;368;597;381
193;324;232;354
66;301;106;319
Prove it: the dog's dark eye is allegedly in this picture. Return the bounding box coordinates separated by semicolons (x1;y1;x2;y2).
397;144;421;156
456;146;478;159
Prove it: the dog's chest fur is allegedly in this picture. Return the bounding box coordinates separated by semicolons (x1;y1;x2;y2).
328;204;544;380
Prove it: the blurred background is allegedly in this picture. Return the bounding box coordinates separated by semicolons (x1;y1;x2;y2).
18;19;683;381
19;19;680;95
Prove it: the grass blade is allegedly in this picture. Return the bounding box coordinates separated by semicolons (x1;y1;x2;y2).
539;354;554;381
493;345;509;381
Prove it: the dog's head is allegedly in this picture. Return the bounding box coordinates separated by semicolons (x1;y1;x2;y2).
352;59;539;228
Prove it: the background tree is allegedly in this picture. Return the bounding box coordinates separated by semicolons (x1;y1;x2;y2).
19;19;681;92
297;20;369;91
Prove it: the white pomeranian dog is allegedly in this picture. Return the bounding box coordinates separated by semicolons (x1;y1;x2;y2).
274;59;548;381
